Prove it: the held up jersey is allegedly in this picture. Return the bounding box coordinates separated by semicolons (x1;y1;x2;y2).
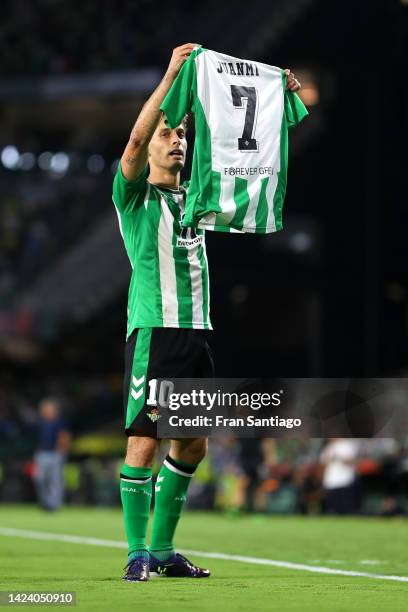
160;47;308;234
112;163;212;338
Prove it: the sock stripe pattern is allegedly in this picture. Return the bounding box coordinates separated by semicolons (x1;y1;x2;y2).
120;473;152;484
163;455;196;477
150;455;197;557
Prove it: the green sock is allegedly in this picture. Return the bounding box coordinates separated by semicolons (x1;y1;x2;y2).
150;455;197;561
120;463;152;559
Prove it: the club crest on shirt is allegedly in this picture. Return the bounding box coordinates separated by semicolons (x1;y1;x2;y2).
147;408;161;423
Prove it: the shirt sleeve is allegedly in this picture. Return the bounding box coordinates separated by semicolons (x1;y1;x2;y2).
160;51;198;128
112;161;149;214
284;90;309;129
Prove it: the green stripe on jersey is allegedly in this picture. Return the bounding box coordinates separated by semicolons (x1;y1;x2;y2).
255;177;270;233
197;243;210;329
167;193;193;327
231;178;251;231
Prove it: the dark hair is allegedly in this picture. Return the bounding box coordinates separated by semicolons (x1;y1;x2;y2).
161;111;189;132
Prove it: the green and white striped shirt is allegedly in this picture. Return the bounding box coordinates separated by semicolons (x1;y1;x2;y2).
160;47;308;234
113;163;211;338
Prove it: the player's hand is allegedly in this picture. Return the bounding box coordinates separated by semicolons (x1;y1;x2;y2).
166;43;201;78
284;68;301;91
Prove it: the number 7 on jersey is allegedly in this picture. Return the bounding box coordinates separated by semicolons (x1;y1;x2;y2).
230;85;259;152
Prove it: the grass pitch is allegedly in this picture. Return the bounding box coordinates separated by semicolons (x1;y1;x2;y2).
0;505;407;611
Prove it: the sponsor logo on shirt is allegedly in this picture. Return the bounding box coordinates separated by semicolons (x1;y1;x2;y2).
176;235;204;248
176;224;204;249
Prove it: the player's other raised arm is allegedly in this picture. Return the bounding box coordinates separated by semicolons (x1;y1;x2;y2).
120;43;200;181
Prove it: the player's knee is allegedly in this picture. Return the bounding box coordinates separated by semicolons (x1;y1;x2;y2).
194;438;208;463
193;442;207;464
176;437;208;465
125;435;157;467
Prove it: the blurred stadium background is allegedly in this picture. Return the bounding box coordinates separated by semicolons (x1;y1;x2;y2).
0;0;407;519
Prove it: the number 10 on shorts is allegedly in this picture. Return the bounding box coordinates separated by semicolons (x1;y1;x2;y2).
146;378;176;409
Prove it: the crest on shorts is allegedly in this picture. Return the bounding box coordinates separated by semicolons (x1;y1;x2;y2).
147;408;161;423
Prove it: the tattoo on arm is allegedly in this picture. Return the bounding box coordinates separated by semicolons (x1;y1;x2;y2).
125;155;138;166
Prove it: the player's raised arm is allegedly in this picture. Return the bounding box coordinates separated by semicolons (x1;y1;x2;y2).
120;43;200;181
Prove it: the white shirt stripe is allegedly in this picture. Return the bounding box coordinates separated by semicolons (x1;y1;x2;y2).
158;195;179;326
187;240;204;327
241;178;263;233
217;173;237;225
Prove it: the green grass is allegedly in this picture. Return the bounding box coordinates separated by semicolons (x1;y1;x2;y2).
0;505;407;611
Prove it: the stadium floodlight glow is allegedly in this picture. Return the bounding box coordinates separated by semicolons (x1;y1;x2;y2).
38;152;53;170
289;232;313;253
300;86;319;106
1;145;20;169
20;152;36;171
111;158;120;174
87;154;105;174
50;152;70;174
291;69;319;107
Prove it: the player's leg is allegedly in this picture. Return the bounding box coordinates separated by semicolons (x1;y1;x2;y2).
34;451;48;509
122;435;157;552
120;328;158;582
120;435;157;581
149;437;210;577
150;437;207;557
124;327;213;578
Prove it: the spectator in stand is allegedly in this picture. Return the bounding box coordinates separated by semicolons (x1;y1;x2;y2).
33;397;71;511
320;438;360;515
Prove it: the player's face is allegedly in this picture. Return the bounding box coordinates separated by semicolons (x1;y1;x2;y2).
148;118;187;173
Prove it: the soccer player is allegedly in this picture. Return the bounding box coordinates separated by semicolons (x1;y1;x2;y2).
112;43;301;582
